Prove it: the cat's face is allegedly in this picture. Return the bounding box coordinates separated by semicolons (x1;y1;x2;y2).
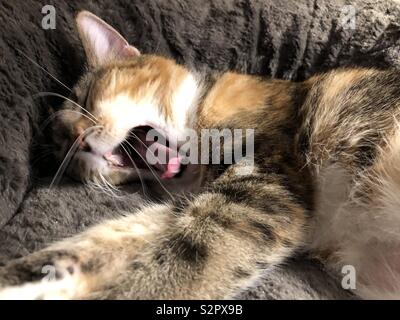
53;11;201;185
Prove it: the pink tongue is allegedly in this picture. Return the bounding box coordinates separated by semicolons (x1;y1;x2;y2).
161;156;181;179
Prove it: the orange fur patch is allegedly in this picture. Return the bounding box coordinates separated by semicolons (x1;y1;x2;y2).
94;55;189;121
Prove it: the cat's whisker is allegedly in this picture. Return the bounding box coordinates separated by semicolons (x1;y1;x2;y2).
104;178;120;193
50;125;102;189
49;141;81;189
101;176;123;199
34;92;98;123
99;131;154;199
85;179;100;194
127;131;170;177
98;173;120;198
89;176;108;195
127;131;180;196
92;174;112;196
15;48;73;93
90;177;106;194
119;143;148;198
100;173;121;194
42;109;95;130
128;131;153;154
122;137;175;202
35;109;96;139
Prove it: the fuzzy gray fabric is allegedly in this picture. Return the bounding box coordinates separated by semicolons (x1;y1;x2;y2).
1;0;400;299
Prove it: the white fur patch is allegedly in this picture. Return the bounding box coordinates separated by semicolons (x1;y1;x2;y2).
171;73;200;130
97;94;161;139
0;276;79;300
308;164;352;249
96;72;200;148
310;128;400;298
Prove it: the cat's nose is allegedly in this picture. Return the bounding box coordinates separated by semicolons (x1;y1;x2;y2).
79;138;92;152
75;132;92;153
75;126;93;152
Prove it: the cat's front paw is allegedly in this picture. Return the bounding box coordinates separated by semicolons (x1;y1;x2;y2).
0;250;85;300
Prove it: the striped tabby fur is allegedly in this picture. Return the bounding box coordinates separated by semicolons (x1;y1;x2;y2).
1;11;400;299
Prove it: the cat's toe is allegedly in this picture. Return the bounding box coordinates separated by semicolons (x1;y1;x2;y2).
0;272;79;300
0;252;86;300
0;250;86;299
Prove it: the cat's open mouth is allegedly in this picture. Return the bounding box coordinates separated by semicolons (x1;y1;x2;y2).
103;126;182;179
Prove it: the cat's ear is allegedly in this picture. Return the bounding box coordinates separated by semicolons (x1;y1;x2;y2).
76;11;140;67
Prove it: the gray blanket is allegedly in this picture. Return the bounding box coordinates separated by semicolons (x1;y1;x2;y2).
1;0;400;299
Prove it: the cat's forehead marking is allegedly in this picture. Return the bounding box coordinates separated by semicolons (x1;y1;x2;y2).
94;56;200;117
97;93;160;132
95;67;201;142
170;72;201;129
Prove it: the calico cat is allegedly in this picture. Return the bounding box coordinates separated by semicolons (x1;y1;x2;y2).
1;10;400;299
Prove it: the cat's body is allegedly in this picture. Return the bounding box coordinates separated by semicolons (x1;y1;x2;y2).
1;11;400;299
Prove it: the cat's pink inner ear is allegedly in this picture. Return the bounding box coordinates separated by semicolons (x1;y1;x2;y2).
76;11;140;67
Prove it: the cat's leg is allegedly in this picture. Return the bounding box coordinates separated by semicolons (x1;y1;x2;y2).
102;181;308;299
0;165;308;299
0;206;169;299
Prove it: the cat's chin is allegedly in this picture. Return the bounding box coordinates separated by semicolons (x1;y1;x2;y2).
65;149;204;194
64;150;143;185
